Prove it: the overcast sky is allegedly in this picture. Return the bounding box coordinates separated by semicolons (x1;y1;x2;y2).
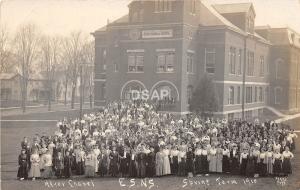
1;0;300;36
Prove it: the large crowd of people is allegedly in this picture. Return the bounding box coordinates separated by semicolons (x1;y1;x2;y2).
17;101;297;181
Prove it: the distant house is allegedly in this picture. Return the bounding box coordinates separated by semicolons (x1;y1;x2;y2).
0;73;22;101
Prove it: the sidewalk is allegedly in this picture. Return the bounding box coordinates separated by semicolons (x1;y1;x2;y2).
0;102;93;117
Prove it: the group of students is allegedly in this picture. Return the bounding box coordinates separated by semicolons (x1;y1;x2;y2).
17;101;297;180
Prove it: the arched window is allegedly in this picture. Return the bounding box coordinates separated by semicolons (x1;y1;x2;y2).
275;59;284;79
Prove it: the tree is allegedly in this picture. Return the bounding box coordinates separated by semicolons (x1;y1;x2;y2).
61;31;87;109
0;25;15;73
81;40;94;109
14;23;39;113
189;74;219;118
39;35;61;111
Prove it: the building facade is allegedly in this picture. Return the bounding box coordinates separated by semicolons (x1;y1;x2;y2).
92;0;299;119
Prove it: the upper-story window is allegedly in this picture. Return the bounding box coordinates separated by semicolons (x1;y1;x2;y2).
259;55;265;77
205;48;216;74
237;49;242;75
228;86;234;105
229;47;236;74
187;53;194;74
247;51;254;76
128;53;144;72
157;52;175;73
190;0;196;14
275;58;284;79
155;0;172;13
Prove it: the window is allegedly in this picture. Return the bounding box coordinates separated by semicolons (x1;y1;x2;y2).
237;86;241;104
114;62;119;72
254;87;257;102
237;49;242;75
205;48;216;74
246;87;253;103
128;54;144;72
155;0;172;12
190;0;196;14
259;56;265;76
229;47;236;74
245;110;252;120
100;84;106;100
275;59;284;79
247;51;254;76
157;52;175;73
258;87;263;102
187;53;194;74
228;86;234;105
102;49;107;71
275;87;282;105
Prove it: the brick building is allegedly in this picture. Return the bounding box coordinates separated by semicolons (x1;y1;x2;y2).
92;0;299;119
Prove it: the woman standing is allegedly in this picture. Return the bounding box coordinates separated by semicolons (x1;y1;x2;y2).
177;147;186;176
252;145;260;177
208;145;217;173
162;146;171;175
129;147;137;177
109;146;119;177
64;151;73;178
201;145;209;176
98;147;108;177
282;146;294;176
216;144;223;173
17;149;29;180
245;149;255;177
54;151;64;178
259;147;267;177
265;147;273;176
186;147;195;177
28;150;41;180
41;150;53;179
230;145;240;175
194;143;202;175
85;150;96;178
155;147;164;177
146;147;156;177
120;146;130;177
240;149;248;176
273;149;282;176
170;145;179;175
222;145;230;174
93;145;101;173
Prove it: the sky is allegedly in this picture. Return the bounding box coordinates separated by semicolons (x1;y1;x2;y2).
1;0;300;36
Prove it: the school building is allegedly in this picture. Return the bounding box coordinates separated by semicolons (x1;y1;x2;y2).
92;0;300;119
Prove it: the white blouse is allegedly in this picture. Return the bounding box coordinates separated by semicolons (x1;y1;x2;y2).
282;151;294;159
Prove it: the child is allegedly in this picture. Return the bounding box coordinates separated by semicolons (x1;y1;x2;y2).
17;149;29;180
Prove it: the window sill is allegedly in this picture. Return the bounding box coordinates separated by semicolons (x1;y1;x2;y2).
157;72;174;74
127;72;144;73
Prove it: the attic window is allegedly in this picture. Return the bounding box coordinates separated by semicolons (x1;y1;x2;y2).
155;0;172;13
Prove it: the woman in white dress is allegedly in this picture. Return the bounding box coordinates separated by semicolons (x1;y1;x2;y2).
282;146;294;176
28;150;41;180
162;145;171;175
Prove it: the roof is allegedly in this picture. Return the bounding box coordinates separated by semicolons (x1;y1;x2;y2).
94;15;129;33
267;27;300;48
0;73;20;80
213;3;255;16
201;0;246;35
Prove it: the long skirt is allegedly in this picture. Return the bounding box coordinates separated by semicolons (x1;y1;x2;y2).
266;158;273;175
42;166;53;179
170;156;178;175
17;164;28;179
245;159;255;177
64;165;72;178
85;165;95;177
129;160;137;177
230;157;240;175
156;161;163;177
201;155;209;174
76;161;84;175
259;161;267;177
120;160;129;176
162;156;171;175
195;155;202;174
222;155;230;173
209;155;217;172
282;158;292;175
254;157;260;174
178;159;186;176
240;158;247;176
146;164;155;177
186;158;194;173
28;164;41;178
216;156;222;173
273;159;282;176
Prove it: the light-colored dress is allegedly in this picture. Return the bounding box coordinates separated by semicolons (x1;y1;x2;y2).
29;153;41;178
209;148;217;172
155;152;164;176
93;148;101;172
162;149;171;175
216;148;223;173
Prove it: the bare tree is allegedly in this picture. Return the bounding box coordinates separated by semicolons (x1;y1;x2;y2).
0;25;15;73
14;23;39;113
62;31;86;109
81;40;95;109
39;35;61;111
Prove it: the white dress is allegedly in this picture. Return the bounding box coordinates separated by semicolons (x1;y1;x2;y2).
162;149;171;175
